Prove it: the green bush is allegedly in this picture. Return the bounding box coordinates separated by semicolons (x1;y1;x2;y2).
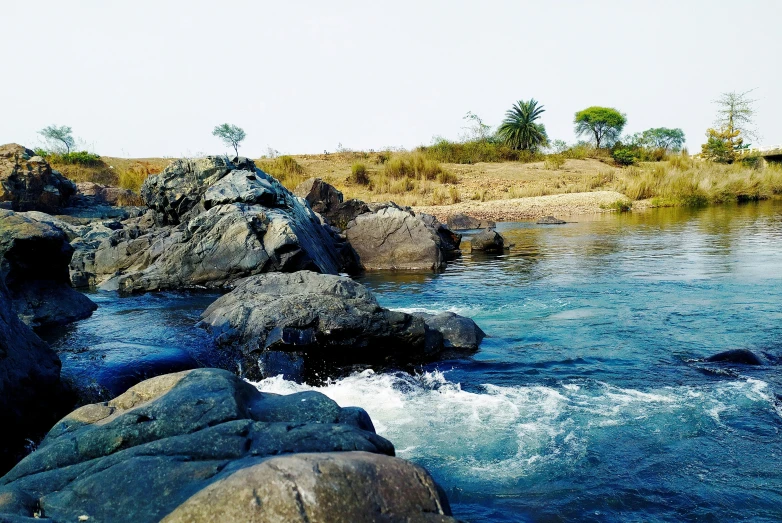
417;138;542;164
612;148;637;166
350;162;370;184
544;154;566;170
33;148;49;158
48;151;103;166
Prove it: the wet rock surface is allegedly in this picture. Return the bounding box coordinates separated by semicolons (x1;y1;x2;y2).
0;210;96;329
0;282;66;475
469;228;507;253
536;215;566;225
0;368;455;522
198;271;449;381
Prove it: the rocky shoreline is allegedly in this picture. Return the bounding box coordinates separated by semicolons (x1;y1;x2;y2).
0;144;477;521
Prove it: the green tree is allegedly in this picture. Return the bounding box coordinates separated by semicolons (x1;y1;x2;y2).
38;125;75;154
212;123;246;157
633;128;686;152
701;127;742;163
574;107;626;148
497;99;548;152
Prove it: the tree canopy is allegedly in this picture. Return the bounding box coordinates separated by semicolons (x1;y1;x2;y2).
713;90;757;143
212;123;246;157
574;107;626;148
497;99;548;152
38;125;75;154
631;128;686;152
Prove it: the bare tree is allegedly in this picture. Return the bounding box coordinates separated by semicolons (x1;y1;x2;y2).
212;123;246;157
713;89;759;143
39;125;75;154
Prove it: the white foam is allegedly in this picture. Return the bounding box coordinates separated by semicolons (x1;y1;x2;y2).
250;371;777;489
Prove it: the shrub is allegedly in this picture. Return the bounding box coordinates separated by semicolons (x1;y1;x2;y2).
612;148;637;166
258;155;304;182
544;154;566;170
50;151;103;167
350;162;370;184
384;153;442;180
437;170;458;184
741;153;764;170
601;199;633;212
33;148;49;158
448;186;461;203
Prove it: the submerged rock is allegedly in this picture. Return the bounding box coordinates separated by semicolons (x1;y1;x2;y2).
0;368;456;522
706;349;764;365
198;271;444;381
0;282;66;474
0;210;96;328
537;215;566;225
0;144;76;213
447;212;496;230
470;228;507;253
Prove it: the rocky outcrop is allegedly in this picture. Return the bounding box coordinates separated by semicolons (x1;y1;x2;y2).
75;182;138;206
0;210;96;328
0;281;65;474
537;215;566;225
414;311;486;351
294;177;370;229
0;144;76;212
447;212;496;230
199;271;446;381
345;203;461;271
81;158;357;292
470;228;507;253
0;368;456;522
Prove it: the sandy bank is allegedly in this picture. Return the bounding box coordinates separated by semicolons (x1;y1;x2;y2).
414;191;645;222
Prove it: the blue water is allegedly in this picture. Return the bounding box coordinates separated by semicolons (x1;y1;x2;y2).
50;201;782;521
259;201;782;522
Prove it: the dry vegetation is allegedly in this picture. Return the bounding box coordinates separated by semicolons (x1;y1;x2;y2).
49;148;782;216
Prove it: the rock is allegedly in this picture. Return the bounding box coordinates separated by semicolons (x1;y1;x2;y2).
294;177;370;230
75;181;138;206
0;281;66;474
163;452;456;523
198;271;445;381
0;368;455;522
414;311;486;351
0;144;76;212
706;349;764;365
0;210;96;328
85;158;358;293
470;228;507;253
345;203;459;271
447;212;496;230
537;215;566;225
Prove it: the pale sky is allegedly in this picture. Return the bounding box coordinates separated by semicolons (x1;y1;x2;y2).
2;0;780;157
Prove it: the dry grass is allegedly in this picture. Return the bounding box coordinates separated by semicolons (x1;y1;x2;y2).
49;157;167;193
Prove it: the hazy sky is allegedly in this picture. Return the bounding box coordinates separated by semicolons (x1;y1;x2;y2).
2;0;780;157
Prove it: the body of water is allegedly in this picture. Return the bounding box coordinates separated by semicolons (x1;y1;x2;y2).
50;201;782;521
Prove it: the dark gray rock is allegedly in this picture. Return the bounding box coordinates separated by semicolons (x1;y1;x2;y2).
706;349;764;365
293;177;371;230
470;228;507;253
198;271;446;381
0;144;76;213
414;311;486;351
0;368;455;522
0;210;96;328
537;215;566;225
447;212;495;230
0;281;66;475
345;203;458;271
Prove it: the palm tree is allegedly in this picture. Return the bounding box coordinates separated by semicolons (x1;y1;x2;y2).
498;99;548;152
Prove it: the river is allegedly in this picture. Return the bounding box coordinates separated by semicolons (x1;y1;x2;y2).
49;201;782;521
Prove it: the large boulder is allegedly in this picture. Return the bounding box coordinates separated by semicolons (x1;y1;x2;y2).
447;212;495;230
0;210;96;328
0;144;76;213
294;177;370;229
414;311;486;351
0;368;456;522
345;203;460;271
0;282;66;475
198;271;444;381
83;158;357;292
470;228;507;253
